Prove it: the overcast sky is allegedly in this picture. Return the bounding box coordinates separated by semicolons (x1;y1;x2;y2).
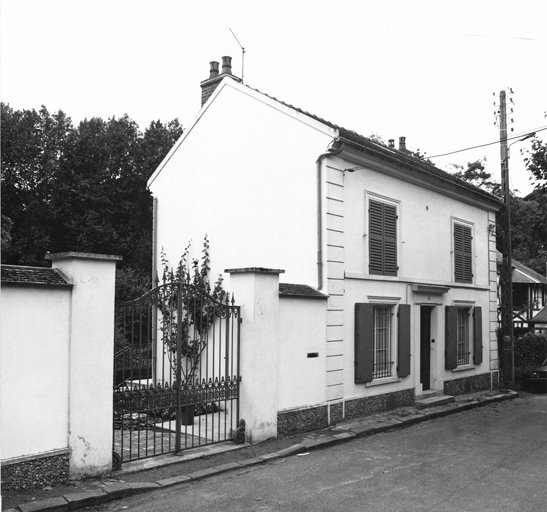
2;0;546;196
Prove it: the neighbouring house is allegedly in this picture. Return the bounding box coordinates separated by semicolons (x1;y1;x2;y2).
147;56;502;441
496;250;547;332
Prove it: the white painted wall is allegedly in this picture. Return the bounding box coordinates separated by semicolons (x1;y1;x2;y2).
149;78;337;289
0;286;71;460
278;297;327;410
342;164;492;286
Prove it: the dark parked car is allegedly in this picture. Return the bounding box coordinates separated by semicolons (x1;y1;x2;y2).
529;358;547;393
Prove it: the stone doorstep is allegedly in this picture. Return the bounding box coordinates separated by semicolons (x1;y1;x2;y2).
415;394;456;408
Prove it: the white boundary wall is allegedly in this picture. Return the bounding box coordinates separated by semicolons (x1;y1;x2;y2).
0;252;120;480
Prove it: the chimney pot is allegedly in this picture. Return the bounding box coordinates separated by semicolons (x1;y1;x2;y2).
221;56;233;75
388;139;395;149
399;136;407;152
209;61;219;79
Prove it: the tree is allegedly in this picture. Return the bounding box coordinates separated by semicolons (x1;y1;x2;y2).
1;103;183;290
449;159;501;196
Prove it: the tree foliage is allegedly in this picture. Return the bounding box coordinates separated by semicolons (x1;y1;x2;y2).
1;102;183;286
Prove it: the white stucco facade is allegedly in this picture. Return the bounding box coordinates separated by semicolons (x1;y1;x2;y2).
322;152;499;402
149;79;337;286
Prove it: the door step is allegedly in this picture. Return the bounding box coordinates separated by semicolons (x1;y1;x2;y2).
415;394;455;408
415;389;442;401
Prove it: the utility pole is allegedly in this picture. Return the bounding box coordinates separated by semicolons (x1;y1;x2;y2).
499;89;515;388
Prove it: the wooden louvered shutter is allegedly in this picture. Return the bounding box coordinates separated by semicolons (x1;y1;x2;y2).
454;223;472;283
445;306;458;370
355;303;374;383
369;200;397;276
397;304;411;377
473;306;483;365
383;204;398;276
369;200;384;275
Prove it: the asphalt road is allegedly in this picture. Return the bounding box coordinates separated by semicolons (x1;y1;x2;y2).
103;393;547;512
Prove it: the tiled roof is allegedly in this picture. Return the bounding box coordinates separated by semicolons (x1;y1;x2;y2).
279;283;328;299
531;305;547;324
496;251;547;285
1;265;72;287
242;83;501;207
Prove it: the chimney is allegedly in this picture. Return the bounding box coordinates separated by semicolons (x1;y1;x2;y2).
388;139;395;149
209;61;219;79
221;56;233;75
399;136;407;152
200;56;242;107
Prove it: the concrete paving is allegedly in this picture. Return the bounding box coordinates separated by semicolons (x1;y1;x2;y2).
4;389;518;512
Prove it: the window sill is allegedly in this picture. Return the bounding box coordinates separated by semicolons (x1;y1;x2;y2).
452;364;475;373
365;376;401;387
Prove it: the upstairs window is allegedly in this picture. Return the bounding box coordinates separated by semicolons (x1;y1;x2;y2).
454;223;473;283
369;199;398;276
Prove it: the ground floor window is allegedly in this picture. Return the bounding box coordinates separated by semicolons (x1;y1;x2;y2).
445;305;483;370
457;308;470;366
373;306;393;378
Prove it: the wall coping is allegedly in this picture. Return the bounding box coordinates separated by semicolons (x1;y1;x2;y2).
225;267;285;274
45;252;123;262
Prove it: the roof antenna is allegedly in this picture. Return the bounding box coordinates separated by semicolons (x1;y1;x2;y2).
229;28;245;83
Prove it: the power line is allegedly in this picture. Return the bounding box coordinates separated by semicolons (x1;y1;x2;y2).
428;125;547;159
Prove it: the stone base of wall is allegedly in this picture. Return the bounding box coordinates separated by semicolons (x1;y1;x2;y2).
443;372;491;396
277;405;328;437
277;388;415;437
1;453;69;492
344;389;415;420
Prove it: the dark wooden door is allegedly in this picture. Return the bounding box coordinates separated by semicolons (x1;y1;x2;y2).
420;306;432;391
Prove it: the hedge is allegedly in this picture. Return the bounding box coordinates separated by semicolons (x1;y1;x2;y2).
514;332;547;382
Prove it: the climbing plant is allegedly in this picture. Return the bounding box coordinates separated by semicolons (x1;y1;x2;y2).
157;235;229;383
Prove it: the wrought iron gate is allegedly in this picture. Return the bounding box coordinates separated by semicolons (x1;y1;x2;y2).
113;279;241;463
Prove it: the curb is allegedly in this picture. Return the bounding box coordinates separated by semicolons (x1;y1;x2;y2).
9;391;518;512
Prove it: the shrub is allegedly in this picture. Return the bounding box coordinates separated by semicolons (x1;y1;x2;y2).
514;332;547;382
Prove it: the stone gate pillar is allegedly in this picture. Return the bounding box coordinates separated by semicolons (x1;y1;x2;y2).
47;252;121;479
226;268;283;444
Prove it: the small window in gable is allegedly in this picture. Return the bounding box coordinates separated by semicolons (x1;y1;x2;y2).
369;199;398;277
453;222;473;283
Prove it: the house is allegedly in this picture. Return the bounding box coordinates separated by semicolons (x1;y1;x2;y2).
147;57;501;439
496;250;547;332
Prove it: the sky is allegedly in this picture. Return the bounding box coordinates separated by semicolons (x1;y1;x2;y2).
2;0;546;197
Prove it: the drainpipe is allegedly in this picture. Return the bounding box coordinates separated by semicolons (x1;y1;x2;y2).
315;138;344;290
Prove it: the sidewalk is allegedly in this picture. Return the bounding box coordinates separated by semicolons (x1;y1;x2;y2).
2;389;518;512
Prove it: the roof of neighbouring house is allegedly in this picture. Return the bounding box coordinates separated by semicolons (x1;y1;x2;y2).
496;251;547;285
279;283;328;299
236;82;501;208
531;305;547;323
1;264;72;287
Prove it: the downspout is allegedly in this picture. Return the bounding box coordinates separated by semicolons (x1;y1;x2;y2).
316;138;344;290
151;196;158;383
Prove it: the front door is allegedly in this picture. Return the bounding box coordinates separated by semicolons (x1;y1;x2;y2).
420;306;433;391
